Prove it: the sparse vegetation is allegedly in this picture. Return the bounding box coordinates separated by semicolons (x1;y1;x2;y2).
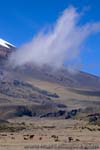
0;37;100;149
0;123;26;132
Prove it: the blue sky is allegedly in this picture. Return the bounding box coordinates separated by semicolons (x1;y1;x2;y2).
0;0;100;76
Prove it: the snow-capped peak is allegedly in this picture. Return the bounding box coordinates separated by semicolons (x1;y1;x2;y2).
0;38;15;49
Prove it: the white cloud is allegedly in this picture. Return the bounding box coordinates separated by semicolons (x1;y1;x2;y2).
9;6;100;69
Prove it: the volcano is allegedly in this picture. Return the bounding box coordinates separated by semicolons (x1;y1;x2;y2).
0;38;100;120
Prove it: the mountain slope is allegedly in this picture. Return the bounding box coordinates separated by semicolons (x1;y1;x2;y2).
0;38;100;90
0;39;100;120
0;39;16;66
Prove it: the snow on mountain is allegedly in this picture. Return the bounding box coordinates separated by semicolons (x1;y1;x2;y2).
0;38;15;48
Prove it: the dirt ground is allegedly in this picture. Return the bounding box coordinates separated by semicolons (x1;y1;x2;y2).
0;118;100;150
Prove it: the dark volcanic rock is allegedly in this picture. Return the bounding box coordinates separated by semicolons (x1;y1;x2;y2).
0;79;59;104
40;110;66;118
65;109;79;119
